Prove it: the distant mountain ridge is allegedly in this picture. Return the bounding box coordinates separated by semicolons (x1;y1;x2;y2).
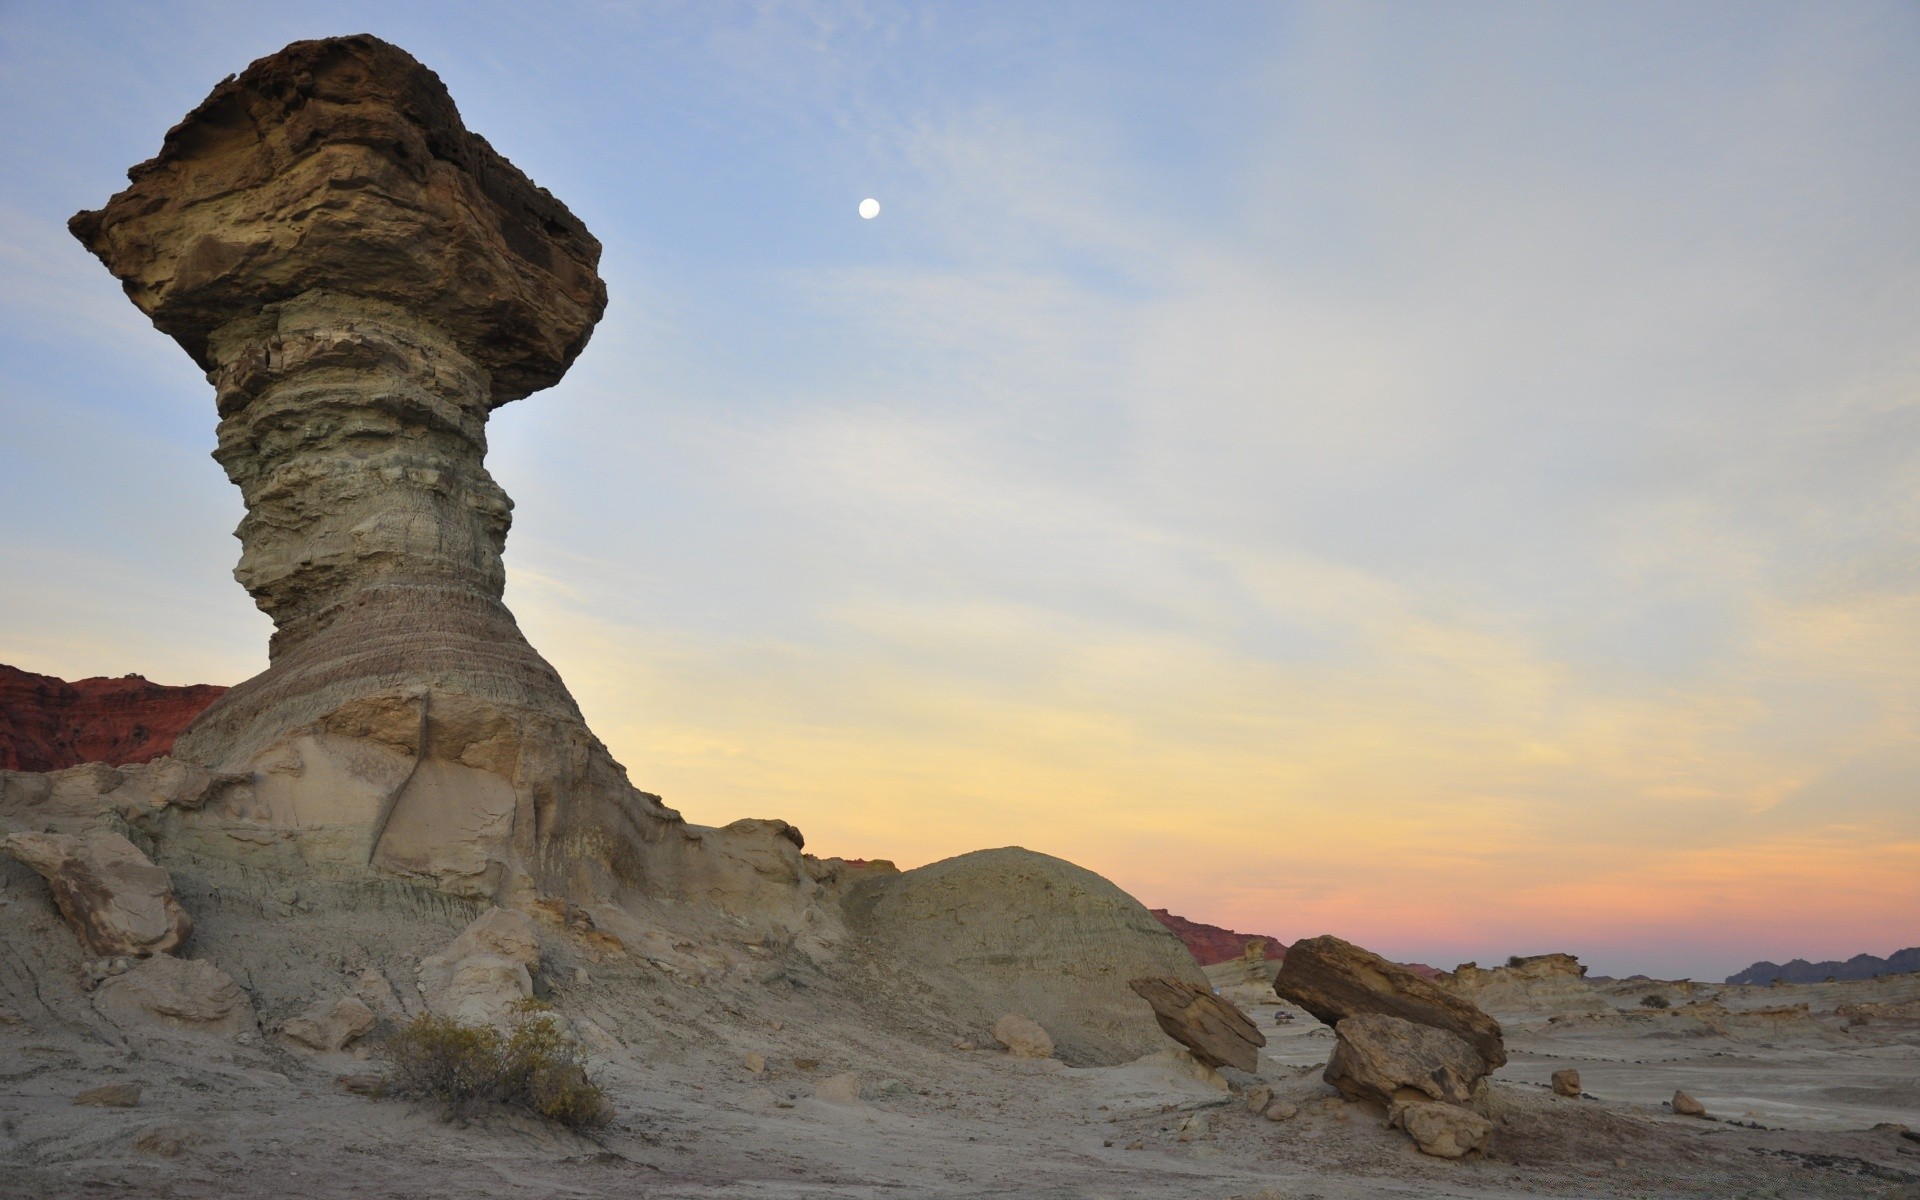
1726;947;1920;985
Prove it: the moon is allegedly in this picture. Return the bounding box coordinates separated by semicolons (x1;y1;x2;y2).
858;197;880;220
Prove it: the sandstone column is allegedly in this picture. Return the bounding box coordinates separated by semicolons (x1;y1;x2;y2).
69;35;658;898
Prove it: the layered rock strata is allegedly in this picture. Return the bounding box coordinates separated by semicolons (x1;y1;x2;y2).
1275;934;1507;1071
0;664;225;771
63;35;733;905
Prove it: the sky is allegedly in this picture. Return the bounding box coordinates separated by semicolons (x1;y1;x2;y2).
1;1;1916;980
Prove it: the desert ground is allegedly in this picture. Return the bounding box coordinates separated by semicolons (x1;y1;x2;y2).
5;31;1917;1200
3;855;1917;1200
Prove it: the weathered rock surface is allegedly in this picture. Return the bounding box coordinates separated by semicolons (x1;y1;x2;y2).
845;847;1209;1066
1552;1067;1582;1097
1128;975;1265;1072
73;1082;142;1107
92;955;253;1040
814;1071;863;1103
64;33;685;903
2;830;191;956
992;1014;1055;1059
0;664;225;771
1439;953;1612;1020
417;907;539;1025
1389;1098;1493;1158
1324;1012;1486;1106
281;995;376;1051
1275;935;1506;1071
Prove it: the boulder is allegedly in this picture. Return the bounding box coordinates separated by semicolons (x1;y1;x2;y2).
993;1014;1055;1059
1274;935;1506;1070
1389;1099;1492;1158
1128;976;1265;1072
73;1082;142;1107
417;907;540;1025
1672;1090;1707;1117
1551;1067;1581;1097
1264;1098;1298;1121
92;955;253;1040
2;830;190;957
1324;1013;1486;1106
281;996;376;1051
845;847;1207;1065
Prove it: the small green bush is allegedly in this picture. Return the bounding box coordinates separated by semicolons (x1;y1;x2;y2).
377;1011;611;1130
1640;993;1670;1009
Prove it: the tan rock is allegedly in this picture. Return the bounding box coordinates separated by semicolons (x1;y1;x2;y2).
1551;1067;1582;1097
337;1073;385;1096
1274;935;1506;1071
417;907;539;1025
993;1013;1055;1059
744;1051;766;1073
92;955;252;1040
1438;953;1612;1020
63;33;720;911
1244;1084;1274;1113
281;996;376;1051
1389;1099;1492;1158
73;1082;142;1107
2;830;190;957
1128;976;1265;1072
814;1071;862;1103
132;1124;205;1158
1324;1012;1486;1106
1263;1098;1298;1121
847;847;1206;1066
1673;1089;1707;1117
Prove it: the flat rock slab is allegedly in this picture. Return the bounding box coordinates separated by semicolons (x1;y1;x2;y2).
1274;934;1506;1070
1129;976;1265;1072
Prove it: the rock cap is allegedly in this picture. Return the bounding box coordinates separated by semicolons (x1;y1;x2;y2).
69;34;605;404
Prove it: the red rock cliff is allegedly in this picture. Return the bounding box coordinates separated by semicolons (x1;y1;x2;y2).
0;664;226;771
1150;908;1289;967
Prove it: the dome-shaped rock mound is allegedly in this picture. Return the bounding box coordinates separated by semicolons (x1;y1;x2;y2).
847;847;1208;1066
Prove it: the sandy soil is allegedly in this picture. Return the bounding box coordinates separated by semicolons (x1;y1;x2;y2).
3;870;1917;1199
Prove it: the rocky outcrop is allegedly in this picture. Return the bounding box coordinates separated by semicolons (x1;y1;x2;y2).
281;996;376;1052
1147;909;1287;967
417;907;541;1026
2;830;191;956
62;34;826;915
1438;953;1613;1020
0;664;225;771
1727;947;1920;985
1128;976;1265;1072
1324;1012;1486;1107
92;955;254;1042
846;848;1208;1066
1275;935;1506;1071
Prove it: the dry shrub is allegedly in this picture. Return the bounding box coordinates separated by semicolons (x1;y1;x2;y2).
1639;993;1670;1009
377;1011;611;1129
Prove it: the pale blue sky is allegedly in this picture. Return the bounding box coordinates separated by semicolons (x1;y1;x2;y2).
2;2;1917;978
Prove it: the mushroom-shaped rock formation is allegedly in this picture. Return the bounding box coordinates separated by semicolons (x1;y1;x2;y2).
64;36;756;910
